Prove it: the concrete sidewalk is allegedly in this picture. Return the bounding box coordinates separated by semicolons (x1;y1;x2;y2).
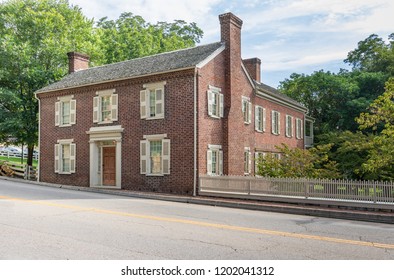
1;176;393;224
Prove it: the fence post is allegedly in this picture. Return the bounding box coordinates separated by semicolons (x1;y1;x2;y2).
373;181;377;204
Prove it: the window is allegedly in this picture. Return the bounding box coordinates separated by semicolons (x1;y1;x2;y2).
254;151;267;175
305;120;313;137
207;86;224;118
296;118;303;139
207;145;223;175
55;96;76;127
242;97;252;124
271;111;280;135
244;147;252;175
93;89;118;123
140;82;166;119
54;140;76;174
255;105;266;132
140;134;170;175
286;115;293;138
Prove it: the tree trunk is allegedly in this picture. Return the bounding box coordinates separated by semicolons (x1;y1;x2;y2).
27;144;34;166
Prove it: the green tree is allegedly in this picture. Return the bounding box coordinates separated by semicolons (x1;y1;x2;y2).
316;131;374;179
278;70;359;133
256;144;340;179
356;78;394;180
345;33;394;75
0;0;102;165
97;12;203;64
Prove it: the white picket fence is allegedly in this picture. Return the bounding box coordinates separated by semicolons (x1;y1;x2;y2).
0;150;39;160
199;175;394;210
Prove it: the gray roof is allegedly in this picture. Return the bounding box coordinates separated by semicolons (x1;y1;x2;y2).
255;82;306;111
37;42;224;93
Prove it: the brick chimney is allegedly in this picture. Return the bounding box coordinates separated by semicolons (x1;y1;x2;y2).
67;52;90;73
219;12;243;104
243;58;261;82
219;12;243;66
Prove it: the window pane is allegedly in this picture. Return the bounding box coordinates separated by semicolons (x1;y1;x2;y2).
62;101;70;125
101;96;111;121
211;150;217;174
62;144;70;172
305;121;311;136
150;140;162;174
212;93;218;116
149;90;156;117
244;151;249;173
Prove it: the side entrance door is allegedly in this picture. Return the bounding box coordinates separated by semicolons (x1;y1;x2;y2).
102;146;116;186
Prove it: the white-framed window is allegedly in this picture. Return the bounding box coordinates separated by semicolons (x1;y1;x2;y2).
255;105;266;132
54;139;76;174
207;144;223;175
140;134;170;175
271;110;280;135
93;89;118;124
140;81;166;120
244;147;252;175
254;151;267;174
286;115;293;138
207;85;224;118
296;118;303;139
55;96;76;127
242;96;252;124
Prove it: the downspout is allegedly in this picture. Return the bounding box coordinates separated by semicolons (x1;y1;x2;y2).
34;92;41;182
193;67;198;196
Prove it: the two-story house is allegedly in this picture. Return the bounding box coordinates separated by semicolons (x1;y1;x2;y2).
35;12;312;195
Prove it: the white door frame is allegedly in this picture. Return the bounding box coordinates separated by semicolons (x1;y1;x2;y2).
86;125;124;189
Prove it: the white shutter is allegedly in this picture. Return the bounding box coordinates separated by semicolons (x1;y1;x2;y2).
70;100;76;125
286;116;290;137
162;139;170;174
219;150;223;175
207;90;213;117
219;93;224;118
248;102;252;124
54;144;60;173
248;152;252;174
263;108;266;132
93;96;99;123
300;119;303;139
207;150;212;175
140;140;148;174
70;143;76;173
111;94;118;121
271;111;275;134
277;112;281;135
155;89;164;118
254;152;259;174
55;102;60;126
255;106;259;131
140;90;147;119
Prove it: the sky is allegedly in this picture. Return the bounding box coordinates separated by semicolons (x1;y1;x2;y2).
67;0;393;88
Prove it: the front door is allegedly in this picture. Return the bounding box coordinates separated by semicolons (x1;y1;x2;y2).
102;146;116;186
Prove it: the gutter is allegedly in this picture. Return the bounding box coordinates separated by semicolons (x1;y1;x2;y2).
193;68;198;196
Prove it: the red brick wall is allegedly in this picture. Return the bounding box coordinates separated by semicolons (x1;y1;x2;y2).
38;69;196;194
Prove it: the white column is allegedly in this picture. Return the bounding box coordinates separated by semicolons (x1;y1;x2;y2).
116;139;122;189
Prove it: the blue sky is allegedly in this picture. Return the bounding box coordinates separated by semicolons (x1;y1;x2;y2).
68;0;394;87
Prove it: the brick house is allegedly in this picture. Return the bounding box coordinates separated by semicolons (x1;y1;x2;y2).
35;12;312;195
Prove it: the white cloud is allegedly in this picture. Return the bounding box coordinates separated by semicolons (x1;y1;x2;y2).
67;0;393;86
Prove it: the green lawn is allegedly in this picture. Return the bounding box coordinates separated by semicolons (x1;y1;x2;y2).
0;156;38;167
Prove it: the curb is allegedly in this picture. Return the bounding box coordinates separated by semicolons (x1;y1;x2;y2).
1;176;393;224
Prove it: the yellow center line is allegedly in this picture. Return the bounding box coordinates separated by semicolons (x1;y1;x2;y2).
1;195;394;250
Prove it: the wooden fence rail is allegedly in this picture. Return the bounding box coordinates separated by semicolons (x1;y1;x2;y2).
0;161;37;180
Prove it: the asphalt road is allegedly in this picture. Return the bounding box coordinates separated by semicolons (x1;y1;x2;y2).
0;179;393;260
